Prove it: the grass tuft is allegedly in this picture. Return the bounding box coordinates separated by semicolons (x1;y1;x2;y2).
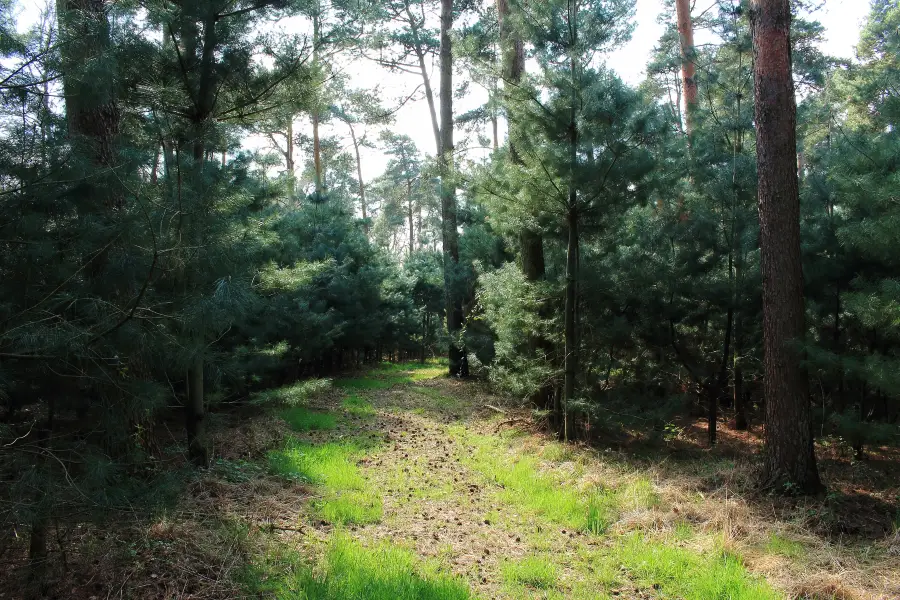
502;555;559;590
342;394;376;417
247;533;471;600
619;534;779;600
268;438;384;525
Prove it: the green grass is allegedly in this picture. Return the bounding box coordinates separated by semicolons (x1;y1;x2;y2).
450;428;656;534
317;491;383;525
765;533;806;559
269;438;384;525
280;406;337;432
619;534;780;600
247;533;472;600
251;378;332;406
342;394;376;417
502;555;559;590
269;439;366;489
337;361;446;390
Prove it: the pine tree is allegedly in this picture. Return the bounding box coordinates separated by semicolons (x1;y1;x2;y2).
751;0;822;493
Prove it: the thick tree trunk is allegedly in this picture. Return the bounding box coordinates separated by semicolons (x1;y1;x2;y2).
59;0;120;173
751;0;821;493
674;0;698;137
439;0;465;376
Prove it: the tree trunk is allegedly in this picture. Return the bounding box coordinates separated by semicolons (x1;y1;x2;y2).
312;11;323;195
563;206;578;442
674;0;697;137
186;355;207;467
439;0;465;377
27;406;53;598
286;118;295;200
709;305;733;445
58;0;120;178
733;309;749;430
751;0;821;494
348;122;367;234
408;178;415;257
406;4;441;154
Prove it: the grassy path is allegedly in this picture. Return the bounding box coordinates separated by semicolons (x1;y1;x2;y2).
213;361;900;600
241;363;791;600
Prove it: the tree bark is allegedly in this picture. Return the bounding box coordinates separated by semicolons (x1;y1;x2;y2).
439;0;465;377
674;0;697;137
751;0;821;493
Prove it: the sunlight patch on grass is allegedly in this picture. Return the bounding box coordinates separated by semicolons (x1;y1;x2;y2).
269;439;365;489
247;533;472;600
619;534;780;600
337;361;446;390
280;406;337;432
268;438;384;525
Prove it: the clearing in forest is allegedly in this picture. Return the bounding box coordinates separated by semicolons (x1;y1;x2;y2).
41;363;900;599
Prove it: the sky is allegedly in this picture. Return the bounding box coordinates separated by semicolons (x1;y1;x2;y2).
13;0;874;183
345;0;873;180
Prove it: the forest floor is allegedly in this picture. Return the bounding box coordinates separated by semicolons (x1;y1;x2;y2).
8;362;900;599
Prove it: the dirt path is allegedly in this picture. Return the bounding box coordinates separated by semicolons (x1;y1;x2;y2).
256;367;773;599
240;363;898;600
